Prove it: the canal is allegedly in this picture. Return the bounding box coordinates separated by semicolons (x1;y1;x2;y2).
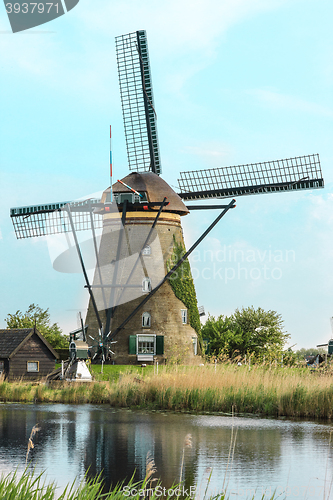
0;403;332;498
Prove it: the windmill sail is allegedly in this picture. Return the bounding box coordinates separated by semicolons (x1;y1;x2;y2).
115;30;161;175
10;199;103;239
177;154;324;201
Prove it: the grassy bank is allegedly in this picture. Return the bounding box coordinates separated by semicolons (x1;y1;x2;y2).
89;364;152;381
1;364;333;419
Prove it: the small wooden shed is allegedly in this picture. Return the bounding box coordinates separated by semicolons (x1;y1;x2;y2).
0;328;58;380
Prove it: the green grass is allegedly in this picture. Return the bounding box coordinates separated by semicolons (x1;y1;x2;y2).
0;469;109;500
0;469;285;500
54;364;155;382
89;364;154;382
0;470;157;500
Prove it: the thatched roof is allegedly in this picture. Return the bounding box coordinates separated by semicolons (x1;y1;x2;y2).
107;172;189;215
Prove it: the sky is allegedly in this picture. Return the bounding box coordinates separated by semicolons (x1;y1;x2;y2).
0;0;332;349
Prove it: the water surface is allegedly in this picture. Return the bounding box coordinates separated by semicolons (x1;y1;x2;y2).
0;403;332;499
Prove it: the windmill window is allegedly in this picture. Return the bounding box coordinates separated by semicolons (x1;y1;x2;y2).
27;361;39;373
142;312;151;328
137;335;155;354
142;277;151;293
192;337;198;356
142;245;151;256
181;309;187;324
129;334;164;356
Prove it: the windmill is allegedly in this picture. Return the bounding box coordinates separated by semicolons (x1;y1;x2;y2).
316;317;333;355
10;30;324;365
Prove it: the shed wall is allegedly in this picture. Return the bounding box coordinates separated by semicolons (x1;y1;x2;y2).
8;333;56;380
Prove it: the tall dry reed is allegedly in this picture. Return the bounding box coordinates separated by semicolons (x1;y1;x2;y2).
112;364;333;419
1;364;333;419
25;424;41;466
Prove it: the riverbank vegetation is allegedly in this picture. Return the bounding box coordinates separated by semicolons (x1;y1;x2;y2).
0;470;162;500
0;468;287;500
2;363;333;420
0;469;113;500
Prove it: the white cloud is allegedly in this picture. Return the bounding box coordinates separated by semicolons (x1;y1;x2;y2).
247;88;333;117
78;0;288;54
306;191;333;225
0;0;290;98
183;141;233;167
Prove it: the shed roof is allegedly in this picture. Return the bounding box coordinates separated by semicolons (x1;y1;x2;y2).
0;328;58;359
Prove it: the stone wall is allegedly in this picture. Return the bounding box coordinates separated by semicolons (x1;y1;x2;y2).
85;211;200;364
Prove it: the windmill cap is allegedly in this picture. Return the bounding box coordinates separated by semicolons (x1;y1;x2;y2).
109;172;189;215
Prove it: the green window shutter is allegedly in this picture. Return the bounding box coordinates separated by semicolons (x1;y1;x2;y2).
156;336;164;355
129;335;137;354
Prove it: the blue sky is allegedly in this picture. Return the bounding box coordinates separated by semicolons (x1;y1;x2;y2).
0;0;332;349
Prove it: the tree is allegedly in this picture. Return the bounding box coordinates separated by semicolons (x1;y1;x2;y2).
200;314;237;357
201;306;290;359
4;304;69;349
295;347;326;360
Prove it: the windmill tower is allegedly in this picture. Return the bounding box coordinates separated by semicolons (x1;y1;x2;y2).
10;30;324;366
85;173;201;364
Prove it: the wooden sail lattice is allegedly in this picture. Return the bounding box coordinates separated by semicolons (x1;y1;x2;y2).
115;30;161;175
10;199;103;239
177;154;323;201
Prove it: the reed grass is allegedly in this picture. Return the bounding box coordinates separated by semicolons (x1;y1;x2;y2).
1;364;333;419
0;469;141;500
0;468;285;500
